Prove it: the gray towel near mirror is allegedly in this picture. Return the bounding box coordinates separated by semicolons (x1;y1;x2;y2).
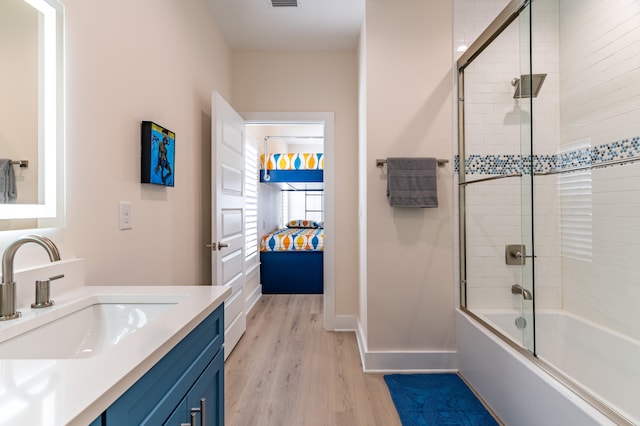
386;157;438;208
0;159;17;203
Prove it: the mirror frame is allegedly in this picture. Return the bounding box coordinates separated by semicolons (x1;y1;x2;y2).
0;0;64;225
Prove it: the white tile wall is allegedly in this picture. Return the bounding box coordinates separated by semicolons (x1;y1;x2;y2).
457;0;640;342
465;180;526;309
560;0;640;146
564;163;640;340
454;0;510;58
454;0;513;311
529;0;562;311
559;0;640;341
458;0;562;311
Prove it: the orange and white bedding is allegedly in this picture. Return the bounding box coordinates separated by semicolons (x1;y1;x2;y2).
260;227;324;252
260;153;324;170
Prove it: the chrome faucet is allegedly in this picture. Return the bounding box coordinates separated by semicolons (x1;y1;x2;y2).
511;284;533;300
0;235;61;320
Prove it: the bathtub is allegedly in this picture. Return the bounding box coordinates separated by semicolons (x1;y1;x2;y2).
456;309;638;425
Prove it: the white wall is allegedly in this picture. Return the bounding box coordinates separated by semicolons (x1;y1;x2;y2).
559;0;640;340
559;0;640;147
358;20;368;334
232;50;359;316
362;0;456;361
459;0;563;311
5;0;233;285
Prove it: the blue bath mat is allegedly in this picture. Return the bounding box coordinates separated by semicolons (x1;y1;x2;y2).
384;374;498;426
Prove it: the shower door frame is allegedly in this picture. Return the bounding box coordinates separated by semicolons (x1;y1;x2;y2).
455;0;631;423
457;0;530;309
456;0;533;337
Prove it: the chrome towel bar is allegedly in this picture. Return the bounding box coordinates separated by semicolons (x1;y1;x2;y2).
376;158;449;168
10;160;28;168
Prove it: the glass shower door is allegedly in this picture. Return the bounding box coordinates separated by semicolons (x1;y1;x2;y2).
458;0;535;353
516;2;535;354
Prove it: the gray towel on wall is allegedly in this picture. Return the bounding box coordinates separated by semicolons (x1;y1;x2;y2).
0;159;17;204
386;157;438;208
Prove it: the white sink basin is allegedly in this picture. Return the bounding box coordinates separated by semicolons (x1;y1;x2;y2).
0;295;180;359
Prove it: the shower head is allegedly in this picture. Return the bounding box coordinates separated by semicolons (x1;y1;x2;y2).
511;74;547;98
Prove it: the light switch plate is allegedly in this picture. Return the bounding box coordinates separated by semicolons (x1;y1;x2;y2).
119;202;133;230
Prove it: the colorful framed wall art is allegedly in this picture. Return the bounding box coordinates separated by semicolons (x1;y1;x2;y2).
141;121;175;186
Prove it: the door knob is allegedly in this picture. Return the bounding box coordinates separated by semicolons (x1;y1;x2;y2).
206;242;230;251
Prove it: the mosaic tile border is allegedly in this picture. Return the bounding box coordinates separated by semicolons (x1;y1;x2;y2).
456;137;640;174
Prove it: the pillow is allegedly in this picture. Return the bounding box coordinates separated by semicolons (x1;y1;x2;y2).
286;219;319;229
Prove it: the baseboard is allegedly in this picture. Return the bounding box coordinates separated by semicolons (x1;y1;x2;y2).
355;319;458;373
224;311;247;361
245;284;262;315
329;314;357;331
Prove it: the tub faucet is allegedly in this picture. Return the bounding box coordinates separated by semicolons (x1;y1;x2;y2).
0;235;61;320
511;284;532;300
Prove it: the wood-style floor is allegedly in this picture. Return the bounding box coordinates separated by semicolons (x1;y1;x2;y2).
224;294;402;426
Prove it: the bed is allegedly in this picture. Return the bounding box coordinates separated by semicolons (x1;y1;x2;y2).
260;152;324;191
259;153;325;294
260;221;324;294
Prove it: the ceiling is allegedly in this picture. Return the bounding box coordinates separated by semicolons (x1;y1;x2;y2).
203;0;365;50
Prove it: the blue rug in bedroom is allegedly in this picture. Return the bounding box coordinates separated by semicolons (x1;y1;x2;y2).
384;374;498;426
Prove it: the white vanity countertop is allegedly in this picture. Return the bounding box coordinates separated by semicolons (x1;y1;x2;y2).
0;285;231;426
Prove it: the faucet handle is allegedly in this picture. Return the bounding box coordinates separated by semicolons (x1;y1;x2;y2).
31;274;64;309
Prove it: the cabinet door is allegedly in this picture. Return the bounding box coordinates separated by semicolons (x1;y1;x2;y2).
164;348;225;426
164;400;188;425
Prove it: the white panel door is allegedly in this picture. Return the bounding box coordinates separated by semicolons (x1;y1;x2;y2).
211;91;246;360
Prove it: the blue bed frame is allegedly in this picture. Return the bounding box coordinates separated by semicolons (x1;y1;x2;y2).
260;250;323;294
260;169;324;191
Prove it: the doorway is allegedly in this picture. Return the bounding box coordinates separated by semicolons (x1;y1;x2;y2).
242;112;336;331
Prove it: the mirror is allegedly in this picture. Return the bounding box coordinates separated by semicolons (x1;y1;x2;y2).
0;0;64;231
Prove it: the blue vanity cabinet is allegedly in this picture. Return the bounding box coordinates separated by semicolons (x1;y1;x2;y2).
93;304;224;425
164;348;224;425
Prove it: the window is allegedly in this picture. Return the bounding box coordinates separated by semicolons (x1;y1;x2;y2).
281;191;289;228
305;191;324;222
245;138;258;263
558;141;592;261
